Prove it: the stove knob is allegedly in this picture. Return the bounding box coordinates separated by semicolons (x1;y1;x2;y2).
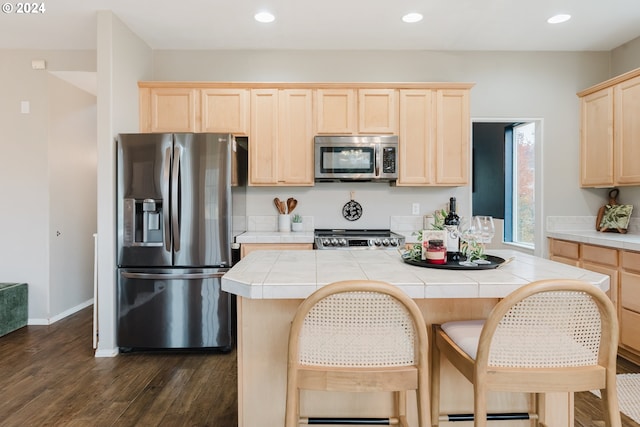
330;238;339;246
322;238;332;247
382;238;390;246
390;238;399;247
373;238;382;247
338;238;347;247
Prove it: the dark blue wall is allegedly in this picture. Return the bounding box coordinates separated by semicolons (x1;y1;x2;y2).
472;122;511;219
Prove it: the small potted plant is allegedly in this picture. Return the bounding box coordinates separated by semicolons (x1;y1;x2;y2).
291;214;304;232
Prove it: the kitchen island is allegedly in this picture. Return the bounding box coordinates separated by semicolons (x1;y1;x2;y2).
222;249;609;427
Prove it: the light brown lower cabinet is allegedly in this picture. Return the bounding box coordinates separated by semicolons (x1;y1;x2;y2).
240;243;313;258
620;251;640;361
548;238;580;266
548;238;640;364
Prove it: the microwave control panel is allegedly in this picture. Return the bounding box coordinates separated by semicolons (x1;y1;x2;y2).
381;146;396;173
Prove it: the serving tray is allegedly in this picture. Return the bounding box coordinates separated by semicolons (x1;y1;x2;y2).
402;254;506;270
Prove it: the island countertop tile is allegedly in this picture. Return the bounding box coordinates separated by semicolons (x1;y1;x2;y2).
222;249;609;299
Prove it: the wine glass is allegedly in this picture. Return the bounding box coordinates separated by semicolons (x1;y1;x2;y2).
473;216;495;244
457;218;480;262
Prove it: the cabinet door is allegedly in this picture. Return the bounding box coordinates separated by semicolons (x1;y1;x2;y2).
580;88;614;187
249;89;279;185
201;89;249;135
548;238;580;260
358;89;398;134
614;75;640;185
316;89;357;134
582;261;619;316
435;89;470;185
620;271;640;353
149;87;199;133
278;89;315;185
581;244;619;309
397;90;435;185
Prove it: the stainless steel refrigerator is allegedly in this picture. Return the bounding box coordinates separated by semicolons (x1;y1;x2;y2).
116;133;247;351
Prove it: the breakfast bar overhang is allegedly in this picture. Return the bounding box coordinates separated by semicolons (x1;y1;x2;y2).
222;249;609;427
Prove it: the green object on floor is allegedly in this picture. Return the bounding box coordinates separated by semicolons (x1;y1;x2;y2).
0;283;28;337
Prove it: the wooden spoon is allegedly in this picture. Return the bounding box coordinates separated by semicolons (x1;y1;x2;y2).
286;198;297;214
274;198;284;214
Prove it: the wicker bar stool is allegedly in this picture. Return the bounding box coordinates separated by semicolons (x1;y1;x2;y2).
284;280;430;427
431;279;621;427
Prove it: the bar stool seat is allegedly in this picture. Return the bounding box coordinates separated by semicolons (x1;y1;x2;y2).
285;280;431;427
431;279;622;427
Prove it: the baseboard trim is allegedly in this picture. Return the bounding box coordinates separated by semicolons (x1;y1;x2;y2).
27;298;94;326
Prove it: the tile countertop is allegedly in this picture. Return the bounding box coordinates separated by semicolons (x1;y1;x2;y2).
546;215;640;251
546;230;640;252
221;249;608;300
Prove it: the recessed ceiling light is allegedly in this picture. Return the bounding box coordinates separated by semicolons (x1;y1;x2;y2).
254;12;275;23
547;14;571;24
402;13;423;23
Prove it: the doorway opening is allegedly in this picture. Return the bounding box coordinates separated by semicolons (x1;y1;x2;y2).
472;120;542;253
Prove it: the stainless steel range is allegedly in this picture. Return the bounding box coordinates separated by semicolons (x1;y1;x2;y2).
314;229;405;250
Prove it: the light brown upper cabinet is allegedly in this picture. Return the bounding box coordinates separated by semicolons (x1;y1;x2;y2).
315;89;357;134
579;88;614;187
435;89;470;185
139;82;473;187
249;89;314;186
578;68;640;187
141;87;200;133
139;85;249;135
316;88;397;134
358;89;398;134
614;74;640;185
201;89;249;135
398;90;435;185
397;88;470;186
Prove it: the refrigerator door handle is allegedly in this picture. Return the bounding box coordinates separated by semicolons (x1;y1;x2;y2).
163;147;172;252
121;271;226;280
172;145;182;252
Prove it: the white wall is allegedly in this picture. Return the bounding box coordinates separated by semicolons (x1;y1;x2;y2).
0;49;95;322
150;49;617;230
612;35;640;76
48;75;97;318
96;11;153;356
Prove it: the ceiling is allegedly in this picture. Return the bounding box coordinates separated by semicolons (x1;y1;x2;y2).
2;0;640;51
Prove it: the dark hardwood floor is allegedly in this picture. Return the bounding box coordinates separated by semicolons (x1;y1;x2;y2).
0;307;237;427
0;306;637;426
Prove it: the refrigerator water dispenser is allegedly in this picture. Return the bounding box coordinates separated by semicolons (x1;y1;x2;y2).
123;198;163;246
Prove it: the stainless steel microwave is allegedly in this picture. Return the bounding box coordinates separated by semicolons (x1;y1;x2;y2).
314;135;398;182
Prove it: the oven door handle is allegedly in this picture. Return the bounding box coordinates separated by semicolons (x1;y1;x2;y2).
374;144;380;177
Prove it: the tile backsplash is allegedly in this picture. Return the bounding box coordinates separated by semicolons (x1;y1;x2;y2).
247;215;314;232
546;216;639;234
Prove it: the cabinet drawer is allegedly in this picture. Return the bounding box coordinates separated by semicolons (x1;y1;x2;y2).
550;255;579;267
622;250;640;272
549;239;579;260
621;271;640;312
621;308;640;351
581;244;618;267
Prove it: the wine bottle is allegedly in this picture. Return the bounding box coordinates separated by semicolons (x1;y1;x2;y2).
444;197;460;260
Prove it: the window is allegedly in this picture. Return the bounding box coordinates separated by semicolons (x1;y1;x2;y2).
505;122;535;248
